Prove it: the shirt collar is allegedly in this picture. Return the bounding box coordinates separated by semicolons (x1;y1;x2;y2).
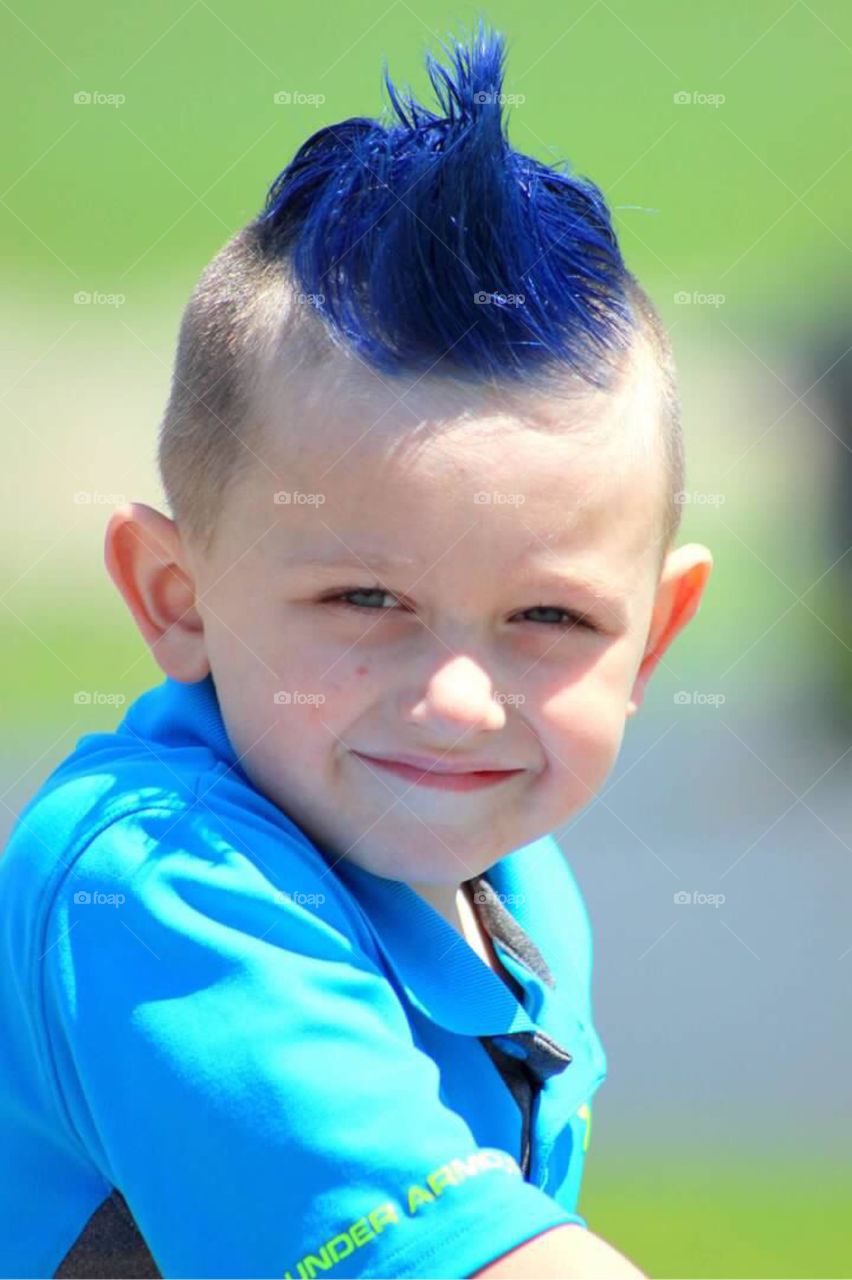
119;673;248;781
332;856;549;1039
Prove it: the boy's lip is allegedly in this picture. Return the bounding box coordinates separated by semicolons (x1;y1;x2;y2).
352;750;522;775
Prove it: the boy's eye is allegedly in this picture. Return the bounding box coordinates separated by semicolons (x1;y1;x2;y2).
323;589;599;632
331;588;401;612
521;605;597;631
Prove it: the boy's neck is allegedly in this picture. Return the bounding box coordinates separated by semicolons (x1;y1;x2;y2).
407;878;470;938
407;878;499;972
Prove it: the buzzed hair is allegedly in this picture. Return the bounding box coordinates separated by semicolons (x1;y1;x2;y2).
158;23;685;566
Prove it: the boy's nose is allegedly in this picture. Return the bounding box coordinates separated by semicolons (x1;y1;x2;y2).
402;653;508;736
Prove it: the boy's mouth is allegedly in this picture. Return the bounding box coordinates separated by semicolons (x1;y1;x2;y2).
353;751;525;791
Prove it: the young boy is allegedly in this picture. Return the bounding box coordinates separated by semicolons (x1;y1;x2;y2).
0;24;712;1280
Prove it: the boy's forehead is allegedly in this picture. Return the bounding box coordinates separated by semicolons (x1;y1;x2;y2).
247;340;665;579
253;331;662;478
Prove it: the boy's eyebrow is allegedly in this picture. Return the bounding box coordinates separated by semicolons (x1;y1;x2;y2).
281;548;417;570
279;546;629;615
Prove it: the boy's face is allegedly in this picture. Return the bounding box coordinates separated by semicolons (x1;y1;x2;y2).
112;344;712;890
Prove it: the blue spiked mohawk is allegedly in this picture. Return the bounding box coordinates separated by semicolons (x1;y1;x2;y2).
253;21;639;387
158;21;683;562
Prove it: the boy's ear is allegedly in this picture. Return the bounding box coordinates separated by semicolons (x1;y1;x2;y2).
104;502;210;683
626;543;713;718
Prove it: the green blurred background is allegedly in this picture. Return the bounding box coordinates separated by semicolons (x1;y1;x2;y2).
2;2;851;1276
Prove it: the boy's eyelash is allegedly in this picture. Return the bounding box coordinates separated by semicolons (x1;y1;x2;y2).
321;588;599;632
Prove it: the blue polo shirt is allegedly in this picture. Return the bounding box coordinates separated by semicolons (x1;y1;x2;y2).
0;674;607;1280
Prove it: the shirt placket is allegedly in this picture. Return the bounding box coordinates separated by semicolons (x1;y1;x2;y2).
466;875;575;1183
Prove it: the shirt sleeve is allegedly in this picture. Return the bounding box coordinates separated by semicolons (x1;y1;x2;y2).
40;802;585;1280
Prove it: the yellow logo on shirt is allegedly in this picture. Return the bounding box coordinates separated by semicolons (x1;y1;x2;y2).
283;1149;522;1278
577;1102;592;1152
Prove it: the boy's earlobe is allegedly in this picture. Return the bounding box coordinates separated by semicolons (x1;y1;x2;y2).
104;503;210;684
626;543;713;718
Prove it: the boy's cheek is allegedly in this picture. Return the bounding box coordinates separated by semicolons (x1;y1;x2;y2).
540;689;629;774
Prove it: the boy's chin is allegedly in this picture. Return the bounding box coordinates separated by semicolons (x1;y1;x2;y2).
331;833;514;886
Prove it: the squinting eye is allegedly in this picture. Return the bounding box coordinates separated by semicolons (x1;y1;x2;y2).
520;605;598;632
324;590;598;632
327;588;403;612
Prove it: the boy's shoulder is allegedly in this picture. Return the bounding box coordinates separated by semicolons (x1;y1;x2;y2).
0;675;370;965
